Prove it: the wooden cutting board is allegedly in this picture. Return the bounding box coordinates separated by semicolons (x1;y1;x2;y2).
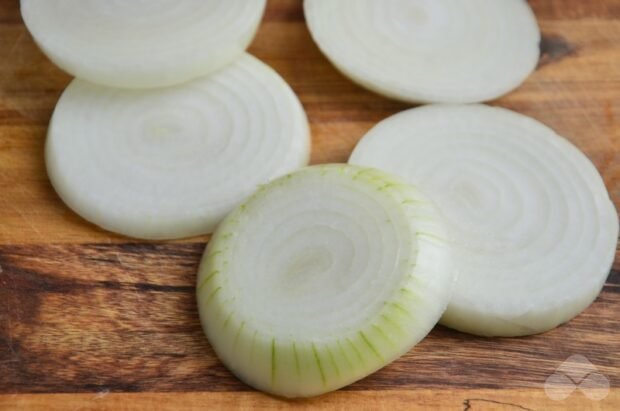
1;0;619;409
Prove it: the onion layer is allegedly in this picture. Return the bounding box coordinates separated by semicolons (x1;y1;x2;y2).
21;0;267;88
197;164;454;397
46;53;310;240
350;104;618;336
304;0;540;103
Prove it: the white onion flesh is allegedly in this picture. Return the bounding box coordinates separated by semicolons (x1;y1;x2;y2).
197;165;454;397
350;104;618;336
46;53;310;240
21;0;266;88
304;0;540;103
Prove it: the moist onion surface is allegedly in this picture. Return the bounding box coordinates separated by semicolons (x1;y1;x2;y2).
197;165;454;397
46;54;310;240
304;0;540;103
22;0;267;88
350;104;618;336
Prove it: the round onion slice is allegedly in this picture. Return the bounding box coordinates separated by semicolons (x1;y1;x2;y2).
304;0;540;103
197;165;454;397
46;54;310;240
21;0;267;88
350;104;618;336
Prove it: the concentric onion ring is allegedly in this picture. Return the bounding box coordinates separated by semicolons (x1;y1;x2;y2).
46;53;310;239
350;104;618;336
197;165;454;397
304;0;540;103
22;0;267;88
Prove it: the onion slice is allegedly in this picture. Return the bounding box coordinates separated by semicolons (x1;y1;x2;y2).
21;0;267;88
46;53;310;240
304;0;540;103
350;104;618;336
197;164;454;397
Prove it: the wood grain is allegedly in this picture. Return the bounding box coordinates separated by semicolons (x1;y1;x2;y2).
1;0;619;409
1;390;619;411
1;243;618;394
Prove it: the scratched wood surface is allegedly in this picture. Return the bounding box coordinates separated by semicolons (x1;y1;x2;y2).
0;0;619;410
